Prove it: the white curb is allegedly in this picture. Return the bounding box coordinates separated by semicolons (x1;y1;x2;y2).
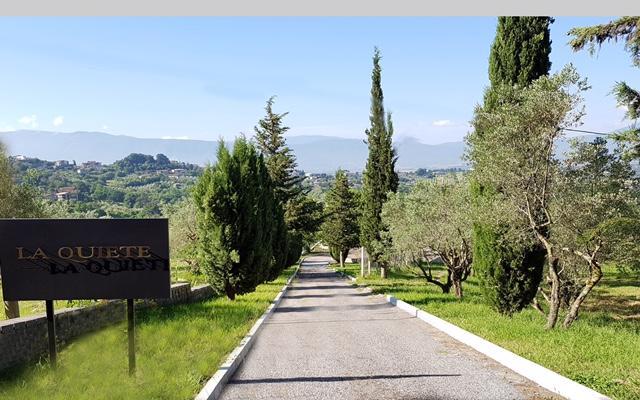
386;296;611;400
194;263;301;400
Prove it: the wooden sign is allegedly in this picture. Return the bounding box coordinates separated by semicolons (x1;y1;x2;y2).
0;218;170;301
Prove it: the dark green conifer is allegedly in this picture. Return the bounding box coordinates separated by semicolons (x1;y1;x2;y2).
472;17;552;315
360;48;399;278
321;170;361;266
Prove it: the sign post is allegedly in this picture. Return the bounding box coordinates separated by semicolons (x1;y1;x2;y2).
45;300;57;369
127;298;135;375
0;218;170;374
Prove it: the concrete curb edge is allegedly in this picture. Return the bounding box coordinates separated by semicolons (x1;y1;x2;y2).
386;295;611;400
194;262;301;400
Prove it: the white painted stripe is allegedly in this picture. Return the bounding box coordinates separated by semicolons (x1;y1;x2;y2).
386;296;611;400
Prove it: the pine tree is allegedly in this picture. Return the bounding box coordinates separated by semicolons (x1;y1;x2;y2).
193;138;276;300
321;170;361;267
254;96;304;205
471;17;552;315
360;47;399;278
254;97;324;263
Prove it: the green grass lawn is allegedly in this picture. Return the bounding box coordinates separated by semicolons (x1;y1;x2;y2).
0;266;296;400
335;262;639;400
1;262;207;320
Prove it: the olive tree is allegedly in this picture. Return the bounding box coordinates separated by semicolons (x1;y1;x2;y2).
467;65;588;328
382;176;472;298
550;138;640;327
468;65;640;328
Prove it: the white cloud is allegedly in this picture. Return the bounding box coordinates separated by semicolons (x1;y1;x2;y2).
18;115;38;128
53;116;64;127
101;125;110;131
161;135;190;140
432;119;453;127
0;124;15;132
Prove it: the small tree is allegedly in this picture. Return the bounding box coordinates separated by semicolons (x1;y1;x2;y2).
383;176;473;298
193;138;276;300
166;198;200;275
320;170;360;267
1;142;45;319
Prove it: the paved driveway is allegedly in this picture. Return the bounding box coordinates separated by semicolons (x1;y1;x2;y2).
219;255;559;400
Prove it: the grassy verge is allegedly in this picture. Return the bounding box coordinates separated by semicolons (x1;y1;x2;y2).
0;266;296;400
1;262;207;320
335;262;639;400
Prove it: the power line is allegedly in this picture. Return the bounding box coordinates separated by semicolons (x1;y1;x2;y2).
562;128;613;136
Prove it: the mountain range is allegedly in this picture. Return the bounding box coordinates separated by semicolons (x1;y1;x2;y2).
0;130;467;172
0;130;603;173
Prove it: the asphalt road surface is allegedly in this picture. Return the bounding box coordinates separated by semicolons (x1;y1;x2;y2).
219;255;560;400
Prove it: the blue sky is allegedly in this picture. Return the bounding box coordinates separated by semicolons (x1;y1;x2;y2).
0;17;637;144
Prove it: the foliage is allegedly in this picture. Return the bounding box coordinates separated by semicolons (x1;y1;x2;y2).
468;65;640;330
471;16;553;315
549;138;640;326
486;17;553;103
9;152;200;218
193;138;282;300
254;97;323;249
0;143;45;219
383;176;473;297
165;198;200;274
360;47;399;277
320;170;360;263
569;17;640;158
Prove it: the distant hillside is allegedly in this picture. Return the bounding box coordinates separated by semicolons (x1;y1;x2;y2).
0;130;605;173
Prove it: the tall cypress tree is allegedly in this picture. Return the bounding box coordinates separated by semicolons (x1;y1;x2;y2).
472;17;552;315
360;47;399;278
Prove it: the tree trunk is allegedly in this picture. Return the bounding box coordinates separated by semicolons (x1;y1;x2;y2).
545;257;561;329
380;265;387;279
3;301;20;319
452;279;463;298
224;282;236;301
339;251;344;269
360;247;365;277
367;259;371;276
563;263;603;328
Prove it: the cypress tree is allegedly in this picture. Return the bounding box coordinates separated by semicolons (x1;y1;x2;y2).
472;17;552;315
193;138;275;300
360;47;399;278
320;170;361;267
